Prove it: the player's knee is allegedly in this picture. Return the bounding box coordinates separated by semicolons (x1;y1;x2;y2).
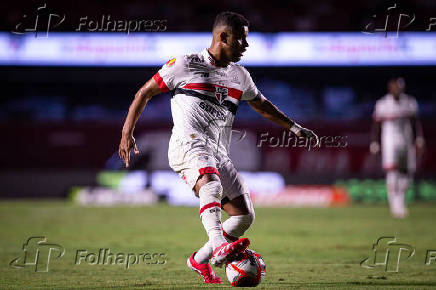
236;211;255;233
198;180;223;201
248;210;255;226
195;173;220;197
244;210;255;228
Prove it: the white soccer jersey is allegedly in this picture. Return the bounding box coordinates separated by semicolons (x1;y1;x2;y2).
373;93;418;171
153;48;260;156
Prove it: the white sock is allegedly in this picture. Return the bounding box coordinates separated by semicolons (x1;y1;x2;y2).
398;172;410;212
194;241;213;264
199;181;226;249
222;213;255;241
194;210;255;264
386;170;399;214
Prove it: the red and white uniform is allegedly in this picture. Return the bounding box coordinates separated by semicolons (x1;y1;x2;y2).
373;93;418;172
153;49;260;198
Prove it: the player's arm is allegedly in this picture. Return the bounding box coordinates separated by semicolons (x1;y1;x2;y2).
411;116;425;152
370;119;381;154
248;93;318;142
119;77;162;167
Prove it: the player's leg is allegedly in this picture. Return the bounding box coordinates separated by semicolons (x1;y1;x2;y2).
192;160;254;264
194;173;227;250
383;144;407;218
194;173;249;267
219;160;255;241
396;145;417;217
193;188;254;265
221;193;255;242
386;169;400;216
187;171;248;283
386;168;409;218
391;149;411;218
187;173;224;283
397;170;410;217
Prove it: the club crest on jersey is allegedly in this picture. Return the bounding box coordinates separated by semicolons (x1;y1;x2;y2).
166;58;176;67
215;87;228;104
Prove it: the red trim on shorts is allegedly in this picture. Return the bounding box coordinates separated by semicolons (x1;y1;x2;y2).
222;226;238;242
153;72;170;93
384;164;398;171
199;202;221;215
199;167;220;176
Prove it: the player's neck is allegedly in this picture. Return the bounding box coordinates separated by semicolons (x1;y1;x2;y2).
207;47;229;67
392;93;401;101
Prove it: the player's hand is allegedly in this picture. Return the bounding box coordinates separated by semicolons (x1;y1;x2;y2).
416;136;425;155
118;134;140;168
369;141;380;155
290;123;319;147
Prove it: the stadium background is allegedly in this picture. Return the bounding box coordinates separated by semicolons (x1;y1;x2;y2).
1;0;436;288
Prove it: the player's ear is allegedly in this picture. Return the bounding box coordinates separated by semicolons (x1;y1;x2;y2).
219;31;229;44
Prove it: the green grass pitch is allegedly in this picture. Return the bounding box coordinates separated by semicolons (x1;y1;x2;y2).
1;201;436;289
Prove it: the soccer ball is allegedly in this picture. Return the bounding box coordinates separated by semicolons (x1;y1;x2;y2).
225;249;266;287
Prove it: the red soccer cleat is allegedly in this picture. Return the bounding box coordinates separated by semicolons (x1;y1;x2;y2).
210;238;250;267
187;252;223;284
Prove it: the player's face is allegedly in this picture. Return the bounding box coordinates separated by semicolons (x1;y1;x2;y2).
227;26;249;62
388;78;405;96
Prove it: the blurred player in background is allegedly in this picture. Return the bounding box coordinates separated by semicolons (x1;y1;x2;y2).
119;11;318;283
370;77;425;218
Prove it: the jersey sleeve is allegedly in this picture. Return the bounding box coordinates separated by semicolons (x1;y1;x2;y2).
372;101;380;121
373;99;383;121
240;67;261;101
153;56;186;93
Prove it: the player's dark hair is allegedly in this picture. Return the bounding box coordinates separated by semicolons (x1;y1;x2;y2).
388;76;405;86
213;11;249;30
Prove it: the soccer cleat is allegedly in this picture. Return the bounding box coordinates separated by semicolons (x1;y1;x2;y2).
210;237;250;267
187;252;222;284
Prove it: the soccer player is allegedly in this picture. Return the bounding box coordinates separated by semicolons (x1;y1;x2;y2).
370;77;425;218
119;11;318;283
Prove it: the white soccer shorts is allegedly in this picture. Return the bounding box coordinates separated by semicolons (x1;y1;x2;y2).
168;137;249;201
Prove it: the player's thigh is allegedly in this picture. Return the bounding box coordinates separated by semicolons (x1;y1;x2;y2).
169;137;221;194
382;145;397;170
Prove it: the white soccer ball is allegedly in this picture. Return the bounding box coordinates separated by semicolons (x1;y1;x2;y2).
225;249;266;287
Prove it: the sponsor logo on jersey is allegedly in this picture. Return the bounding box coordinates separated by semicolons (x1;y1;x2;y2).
199;101;227;121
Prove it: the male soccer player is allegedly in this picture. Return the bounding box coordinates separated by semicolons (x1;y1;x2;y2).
370;77;425;218
119;11;318;283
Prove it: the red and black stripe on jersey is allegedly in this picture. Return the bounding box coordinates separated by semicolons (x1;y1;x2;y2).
171;83;243;115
